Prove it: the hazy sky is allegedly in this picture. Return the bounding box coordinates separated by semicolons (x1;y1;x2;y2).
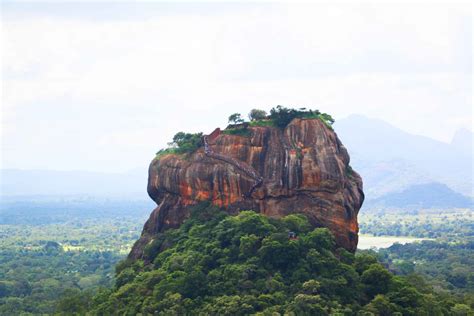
1;2;472;172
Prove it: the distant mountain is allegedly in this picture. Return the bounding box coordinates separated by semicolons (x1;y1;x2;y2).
0;168;149;199
334;115;473;200
368;182;473;209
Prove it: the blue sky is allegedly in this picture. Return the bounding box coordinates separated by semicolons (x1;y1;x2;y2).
1;2;472;172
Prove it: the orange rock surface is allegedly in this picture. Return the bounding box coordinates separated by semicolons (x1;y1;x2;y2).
130;118;364;259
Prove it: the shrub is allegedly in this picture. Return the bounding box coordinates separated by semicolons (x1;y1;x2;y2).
228;113;244;125
222;128;252;137
249;119;275;127
156;132;203;157
269;106;323;128
248;109;267;121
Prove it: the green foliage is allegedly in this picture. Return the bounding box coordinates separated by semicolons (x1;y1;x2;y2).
269;106;314;128
222;127;252;137
228;113;245;125
223;106;334;130
377;240;474;294
4;199;472;314
249;119;275;127
281;214;312;234
359;209;474;296
361;263;393;298
359;209;473;239
56;288;94;314
451;303;473;316
155;107;336;157
362;294;398;316
0;241;124;315
249;109;268;121
224;113;251;137
319;112;335;126
88;206;465;315
268;105;334;128
156;131;203;157
0;211;145;315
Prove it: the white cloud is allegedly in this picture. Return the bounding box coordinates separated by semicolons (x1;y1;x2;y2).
1;2;471;171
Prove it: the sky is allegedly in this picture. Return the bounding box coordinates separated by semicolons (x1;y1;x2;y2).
1;2;472;172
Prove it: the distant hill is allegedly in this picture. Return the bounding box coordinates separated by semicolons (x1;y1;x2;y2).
334;115;473;200
368;182;473;209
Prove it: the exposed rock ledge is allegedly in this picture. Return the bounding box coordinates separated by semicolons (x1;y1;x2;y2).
130;118;364;259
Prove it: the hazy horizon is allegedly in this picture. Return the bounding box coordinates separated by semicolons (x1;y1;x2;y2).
1;112;471;174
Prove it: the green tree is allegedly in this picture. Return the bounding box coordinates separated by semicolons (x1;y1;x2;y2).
302;280;321;295
363;294;397;316
269;105;298;128
228;113;244;125
319;112;335;125
248;109;267;121
361;264;393;298
451;304;473;316
268;106;322;128
302;228;335;251
56;288;93;314
287;294;328;315
282;214;312;234
170;132;203;153
354;254;378;274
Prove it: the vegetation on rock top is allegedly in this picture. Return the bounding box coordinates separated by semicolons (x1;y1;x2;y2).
155;106;336;158
228;106;335;130
156;132;204;158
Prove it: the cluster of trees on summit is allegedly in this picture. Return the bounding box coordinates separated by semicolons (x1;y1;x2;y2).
76;203;472;315
228;106;334;128
156;106;335;157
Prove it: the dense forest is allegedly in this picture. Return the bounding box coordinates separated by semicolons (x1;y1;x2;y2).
1;199;472;315
359;209;473;239
377;241;474;294
81;203;472;315
0;200;149;315
0;247;120;314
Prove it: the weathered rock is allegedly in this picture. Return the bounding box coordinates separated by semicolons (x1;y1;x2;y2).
129;118;364;259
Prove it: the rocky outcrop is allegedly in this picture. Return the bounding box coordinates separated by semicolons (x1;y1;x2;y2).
130;118;364;259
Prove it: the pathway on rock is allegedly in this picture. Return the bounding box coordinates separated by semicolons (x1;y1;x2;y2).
203;135;263;197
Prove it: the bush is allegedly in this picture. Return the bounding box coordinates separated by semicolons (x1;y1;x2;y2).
228;113;244;125
249;119;275;127
156;132;203;157
248;109;267;121
222;128;252;137
269;106;328;128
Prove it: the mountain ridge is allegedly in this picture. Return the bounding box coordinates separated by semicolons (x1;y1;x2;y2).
334;114;473;198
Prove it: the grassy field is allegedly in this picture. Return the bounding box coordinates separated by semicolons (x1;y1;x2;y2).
358;234;429;249
358;208;473;239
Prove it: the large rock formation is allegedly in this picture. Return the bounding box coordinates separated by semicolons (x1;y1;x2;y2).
130;118;364;259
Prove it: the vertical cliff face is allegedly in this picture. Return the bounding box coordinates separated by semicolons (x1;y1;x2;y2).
130;118;364;259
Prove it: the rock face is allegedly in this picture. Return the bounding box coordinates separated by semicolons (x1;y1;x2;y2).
130;118;364;259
